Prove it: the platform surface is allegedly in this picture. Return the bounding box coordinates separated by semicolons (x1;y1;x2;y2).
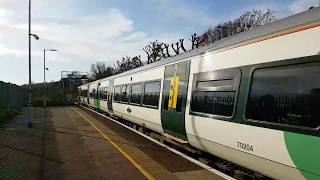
0;106;225;180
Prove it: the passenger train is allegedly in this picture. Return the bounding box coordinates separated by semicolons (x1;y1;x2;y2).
78;8;320;180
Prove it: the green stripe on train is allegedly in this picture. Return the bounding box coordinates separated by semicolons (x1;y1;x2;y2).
285;132;320;180
94;98;100;109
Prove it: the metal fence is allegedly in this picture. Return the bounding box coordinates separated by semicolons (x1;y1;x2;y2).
0;81;28;109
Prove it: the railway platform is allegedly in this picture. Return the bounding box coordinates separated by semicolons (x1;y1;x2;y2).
0;106;230;179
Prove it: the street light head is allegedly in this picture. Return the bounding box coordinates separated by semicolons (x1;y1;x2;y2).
45;68;49;71
30;33;39;40
45;49;58;52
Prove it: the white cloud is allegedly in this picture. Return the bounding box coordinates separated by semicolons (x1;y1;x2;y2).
0;8;12;17
0;44;26;56
0;0;196;85
0;1;152;84
119;32;148;43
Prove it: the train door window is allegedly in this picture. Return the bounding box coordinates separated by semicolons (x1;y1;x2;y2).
81;90;87;97
90;89;95;98
190;68;241;118
163;65;176;110
114;86;121;102
94;89;98;99
143;81;161;107
100;88;108;100
121;85;130;103
131;83;143;105
108;87;113;101
246;62;320;129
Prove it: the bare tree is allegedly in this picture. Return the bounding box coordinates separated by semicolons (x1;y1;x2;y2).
90;61;114;80
171;39;187;55
143;40;167;64
190;33;207;49
131;55;143;68
114;55;144;74
90;9;277;76
200;9;276;45
163;43;171;58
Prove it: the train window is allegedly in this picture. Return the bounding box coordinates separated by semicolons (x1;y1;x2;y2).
197;79;233;89
114;86;121;102
191;91;236;116
81;90;87;97
94;89;98;98
190;68;240;118
143;81;161;107
121;85;130;103
108;88;113;101
246;63;320;129
90;89;95;98
131;83;143;104
99;88;108;100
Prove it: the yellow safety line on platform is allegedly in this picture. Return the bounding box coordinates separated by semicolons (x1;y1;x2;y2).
73;108;154;180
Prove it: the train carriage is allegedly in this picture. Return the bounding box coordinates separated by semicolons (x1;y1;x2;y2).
88;80;99;108
78;84;89;105
97;78;114;113
112;67;165;133
80;7;320;180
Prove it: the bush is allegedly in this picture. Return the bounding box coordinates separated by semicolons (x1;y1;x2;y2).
0;108;21;123
32;97;72;107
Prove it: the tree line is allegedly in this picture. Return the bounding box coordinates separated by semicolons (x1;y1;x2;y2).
90;9;276;81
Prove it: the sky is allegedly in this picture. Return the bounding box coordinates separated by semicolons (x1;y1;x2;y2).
0;0;319;85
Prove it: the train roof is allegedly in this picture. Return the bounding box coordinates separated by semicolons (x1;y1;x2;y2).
86;7;320;85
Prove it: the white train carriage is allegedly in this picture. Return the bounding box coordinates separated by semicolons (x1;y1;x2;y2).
112;67;164;133
97;78;114;113
80;7;320;180
78;84;88;105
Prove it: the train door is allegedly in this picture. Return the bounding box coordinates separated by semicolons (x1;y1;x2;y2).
86;85;90;104
107;80;114;111
78;88;81;103
161;61;190;140
95;84;100;109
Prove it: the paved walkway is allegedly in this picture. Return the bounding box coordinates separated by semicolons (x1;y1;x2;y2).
0;106;225;180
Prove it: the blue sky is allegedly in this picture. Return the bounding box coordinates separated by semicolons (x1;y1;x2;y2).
0;0;319;84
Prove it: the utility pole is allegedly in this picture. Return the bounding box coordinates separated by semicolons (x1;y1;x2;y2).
28;0;32;128
43;49;57;107
43;49;45;107
28;0;39;128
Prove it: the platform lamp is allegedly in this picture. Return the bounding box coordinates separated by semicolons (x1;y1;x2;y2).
43;49;58;107
28;0;40;128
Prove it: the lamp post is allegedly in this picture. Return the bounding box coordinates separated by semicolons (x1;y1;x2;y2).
43;49;57;107
28;0;39;128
